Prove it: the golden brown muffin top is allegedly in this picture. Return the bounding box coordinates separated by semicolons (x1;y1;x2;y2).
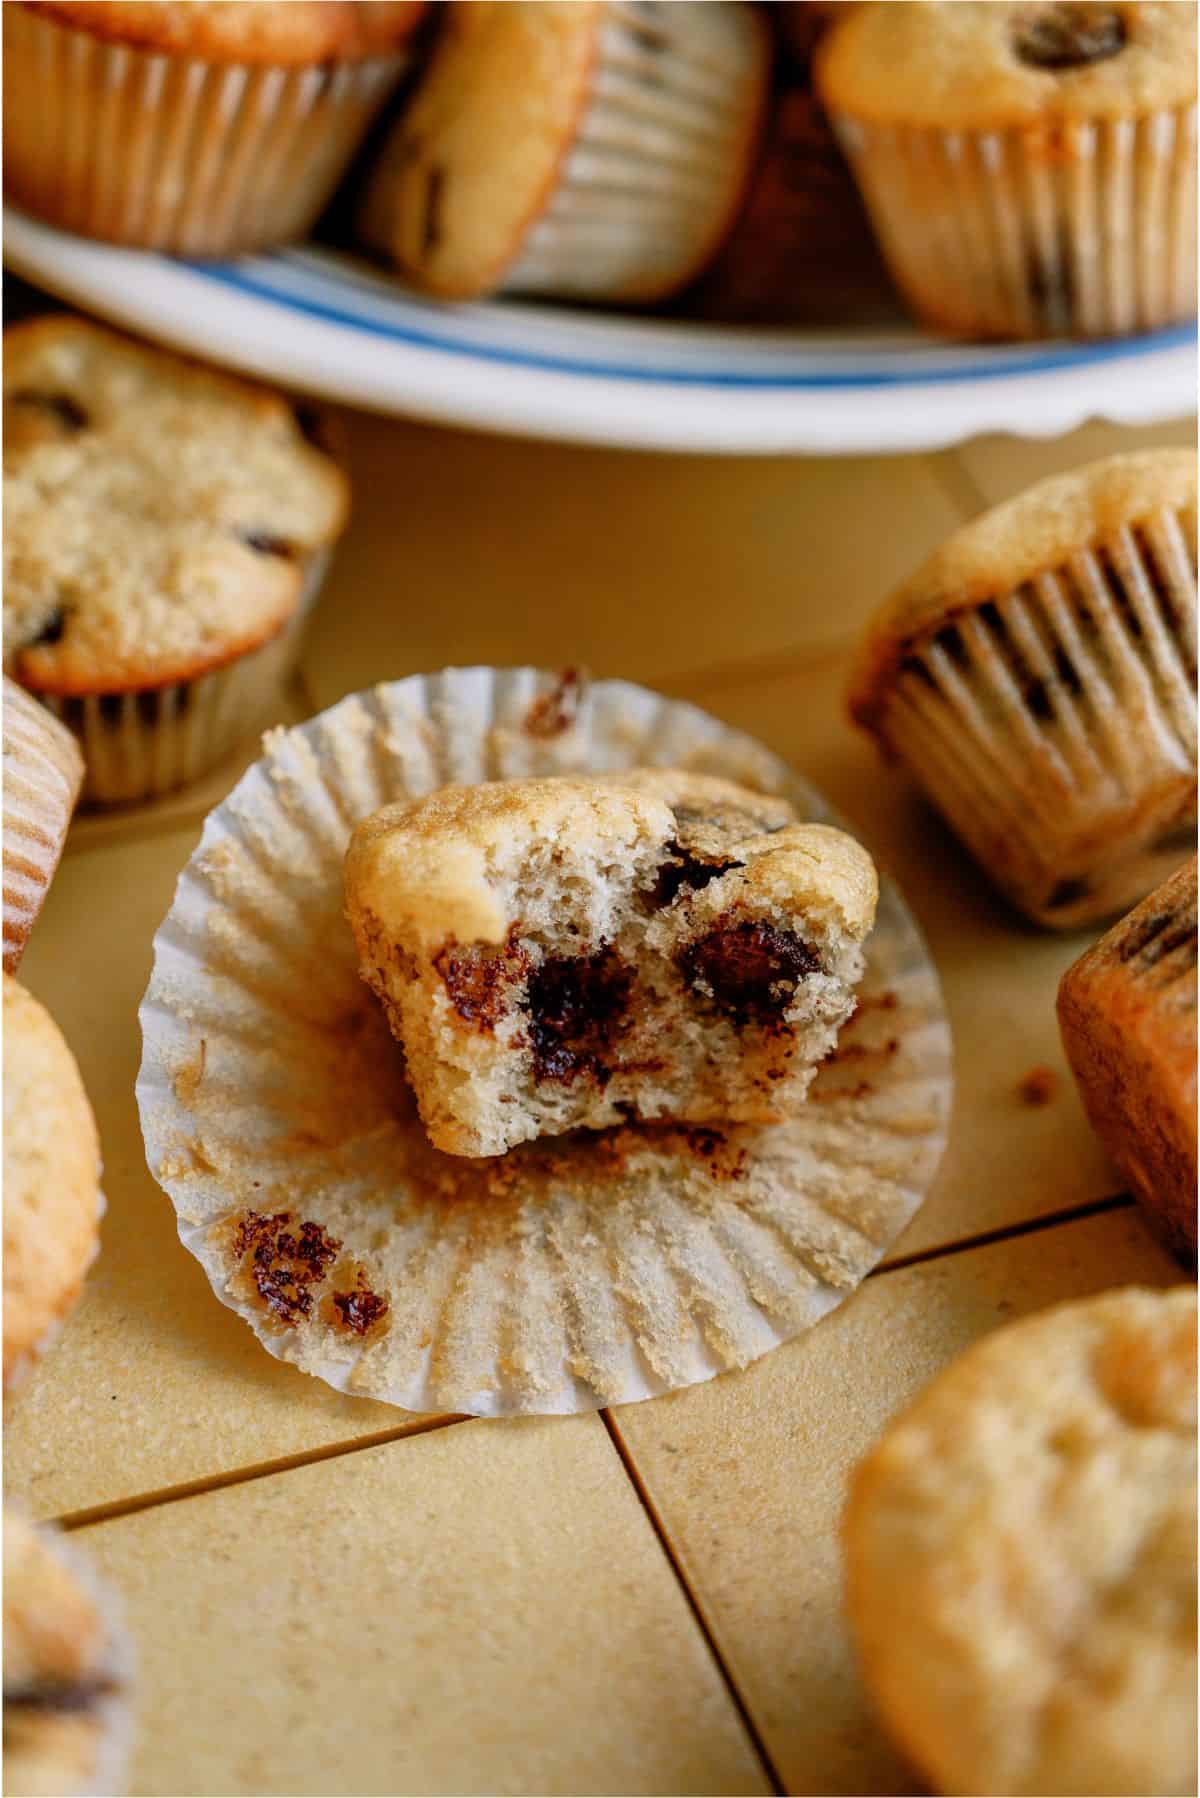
3;975;102;1385
845;1285;1197;1797
3;315;348;694
848;448;1198;738
818;1;1196;130
21;1;427;62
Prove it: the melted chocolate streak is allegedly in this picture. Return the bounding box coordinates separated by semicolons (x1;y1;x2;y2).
4;1675;117;1715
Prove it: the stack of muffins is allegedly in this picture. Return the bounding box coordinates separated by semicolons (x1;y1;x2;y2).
3;0;1196;336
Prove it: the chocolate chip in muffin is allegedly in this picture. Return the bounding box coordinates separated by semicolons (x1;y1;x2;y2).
525;947;634;1084
421;165;447;257
1013;4;1127;69
21;604;68;650
678;917;821;1026
649;841;744;908
239;530;298;559
4;390;89;452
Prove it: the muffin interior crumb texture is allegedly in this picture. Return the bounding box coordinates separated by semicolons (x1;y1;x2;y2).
3;316;347;694
346;771;878;1156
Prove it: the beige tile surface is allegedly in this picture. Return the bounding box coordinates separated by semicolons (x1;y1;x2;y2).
675;650;1120;1255
950;415;1196;508
612;1207;1184;1798
79;1414;770;1798
6;828;436;1522
301;411;967;707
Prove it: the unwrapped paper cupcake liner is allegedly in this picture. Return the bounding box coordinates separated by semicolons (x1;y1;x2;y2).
502;0;769;303
38;550;331;809
884;505;1197;927
137;669;952;1417
2;5;410;254
4;1511;135;1798
3;680;83;971
831;105;1198;338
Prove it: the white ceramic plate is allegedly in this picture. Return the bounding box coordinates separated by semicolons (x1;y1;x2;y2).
6;205;1196;455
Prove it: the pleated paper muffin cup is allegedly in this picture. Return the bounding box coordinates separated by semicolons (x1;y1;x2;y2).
3;679;83;972
37;549;331;809
4;1510;134;1798
881;504;1198;928
2;4;412;255
830;104;1198;338
137;668;952;1418
501;1;770;303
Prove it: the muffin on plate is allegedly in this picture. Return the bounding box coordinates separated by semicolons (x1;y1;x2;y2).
3;975;103;1389
848;449;1197;929
1059;858;1197;1264
3;315;348;805
817;1;1197;339
345;770;878;1157
358;0;771;303
845;1285;1197;1798
3;1;427;254
4;1509;132;1798
3;678;83;973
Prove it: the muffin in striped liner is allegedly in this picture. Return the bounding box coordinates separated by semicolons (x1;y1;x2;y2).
817;2;1196;339
4;316;348;806
1059;857;1197;1264
3;678;83;973
3;1;426;255
849;450;1197;929
358;0;770;304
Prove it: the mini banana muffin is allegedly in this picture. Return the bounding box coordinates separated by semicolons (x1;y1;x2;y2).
4;0;427;253
4;976;103;1389
849;449;1197;928
358;0;770;303
1059;858;1196;1264
346;770;878;1157
4;315;348;804
818;1;1197;338
3;679;83;973
846;1286;1198;1798
4;1510;130;1798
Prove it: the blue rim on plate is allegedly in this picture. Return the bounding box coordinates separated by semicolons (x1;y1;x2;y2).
5;206;1196;453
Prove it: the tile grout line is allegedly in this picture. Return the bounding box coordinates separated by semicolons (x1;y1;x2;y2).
599;1409;787;1798
53;1413;466;1534
46;1196;1136;1536
870;1190;1134;1279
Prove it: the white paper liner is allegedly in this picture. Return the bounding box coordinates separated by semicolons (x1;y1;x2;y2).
884;505;1197;927
137;669;952;1416
3;1511;134;1798
2;681;83;972
38;550;331;809
502;0;768;302
2;5;409;254
832;105;1198;338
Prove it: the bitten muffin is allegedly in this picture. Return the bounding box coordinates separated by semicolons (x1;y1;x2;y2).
346;771;878;1157
818;2;1197;339
846;1286;1198;1798
2;679;83;973
4;315;348;804
4;1510;130;1798
358;1;770;303
3;1;427;254
1059;858;1197;1263
849;449;1197;928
